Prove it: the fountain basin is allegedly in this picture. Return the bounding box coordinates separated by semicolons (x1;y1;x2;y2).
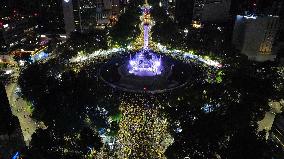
99;51;192;93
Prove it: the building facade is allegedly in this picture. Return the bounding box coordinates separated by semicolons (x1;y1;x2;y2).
193;0;231;23
232;14;279;61
173;0;231;26
62;0;121;33
38;0;65;34
175;0;194;26
63;0;76;34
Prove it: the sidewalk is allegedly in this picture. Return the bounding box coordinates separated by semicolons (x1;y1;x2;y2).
258;100;284;139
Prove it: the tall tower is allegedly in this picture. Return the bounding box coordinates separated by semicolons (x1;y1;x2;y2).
143;6;150;49
192;0;231;23
62;0;75;35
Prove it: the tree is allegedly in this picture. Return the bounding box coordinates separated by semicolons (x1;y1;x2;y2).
109;2;141;47
0;82;16;135
78;127;103;154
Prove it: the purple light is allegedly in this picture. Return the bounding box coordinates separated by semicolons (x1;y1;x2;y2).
144;25;149;49
128;50;163;77
128;3;163;77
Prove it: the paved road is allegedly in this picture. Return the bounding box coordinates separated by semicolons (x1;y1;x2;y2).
258;100;284;139
5;66;46;146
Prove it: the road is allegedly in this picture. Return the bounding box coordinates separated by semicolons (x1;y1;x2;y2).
258;100;284;139
5;65;46;146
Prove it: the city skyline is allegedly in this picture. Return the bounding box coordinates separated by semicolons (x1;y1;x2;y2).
0;0;284;158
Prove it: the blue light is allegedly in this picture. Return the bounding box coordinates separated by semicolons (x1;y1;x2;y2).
11;152;19;159
32;51;49;62
202;104;212;113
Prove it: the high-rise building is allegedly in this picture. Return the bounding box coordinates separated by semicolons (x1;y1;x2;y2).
175;0;194;26
202;0;231;22
103;0;112;10
38;0;65;34
193;0;231;23
112;0;120;15
94;0;121;28
62;0;121;33
232;14;279;62
229;0;283;17
274;1;284;64
62;0;76;34
174;0;231;26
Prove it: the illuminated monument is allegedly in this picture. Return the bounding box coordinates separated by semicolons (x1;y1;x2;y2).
100;0;191;93
128;50;162;76
128;4;163;77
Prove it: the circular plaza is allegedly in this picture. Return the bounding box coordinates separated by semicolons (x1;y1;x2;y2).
100;49;192;93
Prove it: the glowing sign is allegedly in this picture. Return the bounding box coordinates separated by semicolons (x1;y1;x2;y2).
192;20;202;29
243;15;257;19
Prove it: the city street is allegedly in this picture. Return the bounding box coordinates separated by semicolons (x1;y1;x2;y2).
5;66;45;145
258;100;284;139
